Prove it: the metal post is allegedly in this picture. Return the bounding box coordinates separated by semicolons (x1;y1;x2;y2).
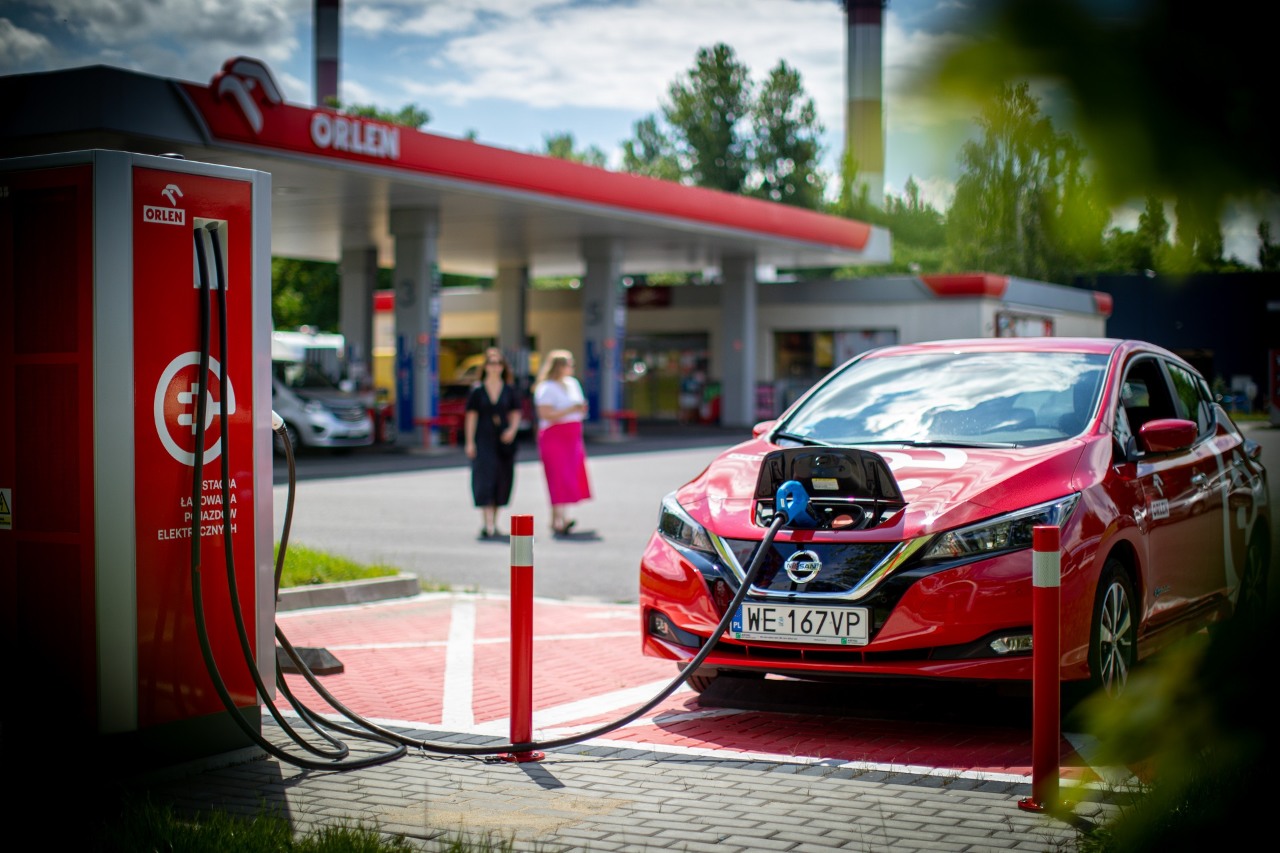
1019;525;1061;813
501;514;543;762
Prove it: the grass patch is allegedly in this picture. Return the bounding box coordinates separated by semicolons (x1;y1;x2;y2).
276;543;401;588
99;797;416;851
97;796;519;851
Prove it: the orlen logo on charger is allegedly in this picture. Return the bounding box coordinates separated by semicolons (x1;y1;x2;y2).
143;183;186;226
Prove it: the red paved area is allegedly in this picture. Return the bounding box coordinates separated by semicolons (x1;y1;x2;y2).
277;594;1121;786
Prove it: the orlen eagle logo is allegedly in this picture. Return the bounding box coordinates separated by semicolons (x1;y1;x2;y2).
211;56;283;134
143;182;186;226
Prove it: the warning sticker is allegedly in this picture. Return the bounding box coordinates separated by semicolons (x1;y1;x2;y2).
0;488;11;530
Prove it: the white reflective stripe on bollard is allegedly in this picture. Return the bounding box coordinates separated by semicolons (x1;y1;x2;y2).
510;535;533;567
1032;546;1060;588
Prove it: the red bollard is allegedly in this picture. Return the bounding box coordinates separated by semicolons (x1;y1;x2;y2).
500;514;543;763
1019;525;1061;813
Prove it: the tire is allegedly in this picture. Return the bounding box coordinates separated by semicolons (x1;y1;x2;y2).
1087;559;1137;699
1233;533;1269;634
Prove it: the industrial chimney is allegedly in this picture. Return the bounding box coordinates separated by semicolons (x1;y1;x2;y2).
842;0;886;207
314;0;340;107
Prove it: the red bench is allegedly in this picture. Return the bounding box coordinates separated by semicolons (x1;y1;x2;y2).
602;409;638;436
414;414;462;446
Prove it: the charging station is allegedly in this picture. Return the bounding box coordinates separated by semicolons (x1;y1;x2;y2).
0;150;274;768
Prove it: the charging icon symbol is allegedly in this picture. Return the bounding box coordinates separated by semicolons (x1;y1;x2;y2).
154;352;238;466
177;381;211;434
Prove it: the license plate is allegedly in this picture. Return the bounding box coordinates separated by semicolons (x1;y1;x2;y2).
731;603;869;645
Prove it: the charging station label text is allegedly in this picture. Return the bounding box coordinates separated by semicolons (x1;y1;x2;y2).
143;204;187;225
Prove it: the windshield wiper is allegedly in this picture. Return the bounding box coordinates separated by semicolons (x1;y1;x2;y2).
852;439;1017;449
772;431;831;447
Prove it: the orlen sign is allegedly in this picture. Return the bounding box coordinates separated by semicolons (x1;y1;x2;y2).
310;113;400;159
194;56;401;163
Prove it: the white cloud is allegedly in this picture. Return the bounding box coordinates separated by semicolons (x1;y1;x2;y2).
0;18;52;65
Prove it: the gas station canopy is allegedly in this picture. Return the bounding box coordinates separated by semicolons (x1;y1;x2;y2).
0;59;890;278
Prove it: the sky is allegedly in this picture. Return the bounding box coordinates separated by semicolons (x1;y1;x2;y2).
0;0;1268;265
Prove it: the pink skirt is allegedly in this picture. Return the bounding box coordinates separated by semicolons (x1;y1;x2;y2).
537;421;592;505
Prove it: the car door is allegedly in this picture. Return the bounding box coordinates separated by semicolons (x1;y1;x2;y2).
1114;355;1222;628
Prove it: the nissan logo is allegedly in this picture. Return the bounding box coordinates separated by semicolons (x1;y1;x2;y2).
784;549;822;584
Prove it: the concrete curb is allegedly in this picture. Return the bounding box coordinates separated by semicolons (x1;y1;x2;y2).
276;573;421;611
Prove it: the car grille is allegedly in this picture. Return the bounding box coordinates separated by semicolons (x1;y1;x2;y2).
722;539;897;595
332;405;367;423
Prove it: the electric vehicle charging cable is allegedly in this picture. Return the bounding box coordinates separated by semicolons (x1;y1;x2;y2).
189;223;810;767
189;224;407;770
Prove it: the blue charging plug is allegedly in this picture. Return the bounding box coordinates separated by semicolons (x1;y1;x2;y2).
776;480;817;528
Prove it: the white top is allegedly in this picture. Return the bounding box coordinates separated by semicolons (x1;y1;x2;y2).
534;376;586;430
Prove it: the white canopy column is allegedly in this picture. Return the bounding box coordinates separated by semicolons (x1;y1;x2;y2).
720;254;757;428
580;237;625;424
338;245;377;392
494;263;532;379
389;207;441;445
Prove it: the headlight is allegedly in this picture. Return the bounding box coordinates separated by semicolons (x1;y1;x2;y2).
920;494;1080;563
657;492;716;556
304;400;326;415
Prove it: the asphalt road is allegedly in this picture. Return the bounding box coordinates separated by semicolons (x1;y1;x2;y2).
272;425;747;602
273;420;1280;605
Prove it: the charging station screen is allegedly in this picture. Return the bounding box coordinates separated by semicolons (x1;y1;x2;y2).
132;167;258;727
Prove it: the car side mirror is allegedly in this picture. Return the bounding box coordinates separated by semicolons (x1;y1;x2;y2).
1138;418;1198;454
751;420;776;439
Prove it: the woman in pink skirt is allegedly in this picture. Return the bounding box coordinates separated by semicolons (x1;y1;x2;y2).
533;349;592;536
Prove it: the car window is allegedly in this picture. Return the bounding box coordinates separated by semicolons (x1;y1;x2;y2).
1166;361;1213;435
274;360;340;391
777;350;1108;447
1114;356;1185;455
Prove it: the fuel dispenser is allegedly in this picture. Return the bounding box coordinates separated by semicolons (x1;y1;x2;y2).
0;150;274;768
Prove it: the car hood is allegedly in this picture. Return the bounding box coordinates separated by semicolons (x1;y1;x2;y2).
675;436;1093;540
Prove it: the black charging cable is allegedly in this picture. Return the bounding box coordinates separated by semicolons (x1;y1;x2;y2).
186;224;800;766
188;224;405;769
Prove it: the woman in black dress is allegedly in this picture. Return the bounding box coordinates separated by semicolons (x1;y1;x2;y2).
463;347;522;539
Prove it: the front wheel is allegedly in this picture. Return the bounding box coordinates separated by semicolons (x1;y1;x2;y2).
1087;559;1137;699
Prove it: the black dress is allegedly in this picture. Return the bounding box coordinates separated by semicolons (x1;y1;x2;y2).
465;382;519;507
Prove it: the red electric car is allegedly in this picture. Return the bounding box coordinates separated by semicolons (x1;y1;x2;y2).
639;338;1270;698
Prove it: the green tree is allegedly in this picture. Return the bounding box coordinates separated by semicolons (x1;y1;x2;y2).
272;257;340;331
621;43;826;212
945;82;1106;282
1259;221;1280;271
336;102;431;130
747;60;825;208
1169;194;1225;273
663;43;753;193
543;132;607;168
1132;195;1170;272
830;151;877;224
883;177;946;249
621;115;683;181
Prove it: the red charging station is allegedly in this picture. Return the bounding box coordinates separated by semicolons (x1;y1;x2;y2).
0;150;275;767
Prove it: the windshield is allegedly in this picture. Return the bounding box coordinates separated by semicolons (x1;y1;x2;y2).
274;360;341;391
776;350;1108;447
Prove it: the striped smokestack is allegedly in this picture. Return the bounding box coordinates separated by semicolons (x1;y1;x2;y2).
315;0;340;107
843;0;886;207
